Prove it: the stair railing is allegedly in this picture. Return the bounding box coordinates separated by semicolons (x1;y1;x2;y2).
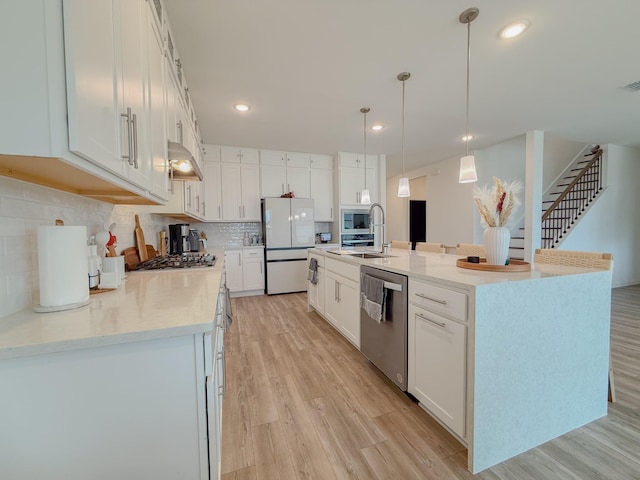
541;149;603;248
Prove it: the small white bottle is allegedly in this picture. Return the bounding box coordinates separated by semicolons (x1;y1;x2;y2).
87;236;101;289
243;232;250;246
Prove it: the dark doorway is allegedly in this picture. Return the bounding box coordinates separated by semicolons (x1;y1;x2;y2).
409;200;426;250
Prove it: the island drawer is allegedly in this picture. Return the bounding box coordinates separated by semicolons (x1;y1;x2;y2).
409;280;467;322
325;257;359;282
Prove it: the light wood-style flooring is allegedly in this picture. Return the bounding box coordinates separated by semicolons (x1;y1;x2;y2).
221;284;640;479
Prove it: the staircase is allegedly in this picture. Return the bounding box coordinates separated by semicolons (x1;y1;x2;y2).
508;145;605;259
541;146;604;248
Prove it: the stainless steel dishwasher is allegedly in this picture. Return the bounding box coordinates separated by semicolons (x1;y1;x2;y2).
360;265;408;391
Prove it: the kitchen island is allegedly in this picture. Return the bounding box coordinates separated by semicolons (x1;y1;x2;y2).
0;250;226;480
308;247;613;473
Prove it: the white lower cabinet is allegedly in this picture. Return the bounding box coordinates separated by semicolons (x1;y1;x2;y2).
206;307;226;480
242;249;265;291
224;250;243;292
408;279;467;438
323;258;360;348
224;248;264;295
0;332;221;480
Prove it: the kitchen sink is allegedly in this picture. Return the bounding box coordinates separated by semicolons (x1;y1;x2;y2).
328;250;396;259
351;252;396;258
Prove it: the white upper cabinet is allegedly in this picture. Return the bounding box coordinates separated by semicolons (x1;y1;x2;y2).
62;0;175;197
260;150;286;166
221;146;259;164
260;150;310;198
285;152;310;198
221;164;261;221
63;0;122;176
338;152;379;206
311;169;334;221
310;154;334;222
310;154;333;170
203;162;222;221
115;0;149;188
144;5;168;200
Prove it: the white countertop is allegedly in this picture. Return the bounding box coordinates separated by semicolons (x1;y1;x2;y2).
0;249;224;360
310;247;606;288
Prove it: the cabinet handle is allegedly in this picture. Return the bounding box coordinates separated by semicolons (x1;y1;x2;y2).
177;120;183;145
330;207;333;220
187;185;192;207
260;262;262;274
132;113;139;169
415;312;446;329
337;282;341;302
217;349;226;397
287;183;290;192
218;205;221;218
334;281;338;302
281;183;284;194
415;293;447;305
202;201;206;216
238;206;242;218
243;205;245;218
121;107;133;165
196;194;200;212
356;191;360;203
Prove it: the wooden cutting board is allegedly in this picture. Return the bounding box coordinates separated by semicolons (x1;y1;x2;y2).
134;214;148;262
122;246;140;271
145;244;158;259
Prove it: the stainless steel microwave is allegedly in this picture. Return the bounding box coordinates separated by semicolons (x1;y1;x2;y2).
341;209;370;234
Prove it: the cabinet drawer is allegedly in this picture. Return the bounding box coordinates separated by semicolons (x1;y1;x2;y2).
325;257;359;282
409;280;467;322
309;252;325;268
242;248;263;258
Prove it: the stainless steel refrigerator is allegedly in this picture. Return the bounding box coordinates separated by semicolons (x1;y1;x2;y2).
261;197;315;294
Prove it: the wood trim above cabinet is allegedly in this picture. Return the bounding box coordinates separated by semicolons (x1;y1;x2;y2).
0;154;161;205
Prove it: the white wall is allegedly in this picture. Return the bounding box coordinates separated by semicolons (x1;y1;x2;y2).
472;136;527;242
543;135;585;192
560;145;640;287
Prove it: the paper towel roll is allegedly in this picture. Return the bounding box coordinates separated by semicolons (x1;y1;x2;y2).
36;225;90;312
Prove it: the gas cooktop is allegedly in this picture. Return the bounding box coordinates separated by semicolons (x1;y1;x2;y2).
135;253;216;270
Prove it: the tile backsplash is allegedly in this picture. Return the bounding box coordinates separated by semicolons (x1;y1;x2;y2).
0;177;263;318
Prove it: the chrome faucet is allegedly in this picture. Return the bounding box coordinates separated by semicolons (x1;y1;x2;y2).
368;202;387;253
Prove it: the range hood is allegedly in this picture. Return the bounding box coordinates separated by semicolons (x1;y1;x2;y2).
168;141;203;181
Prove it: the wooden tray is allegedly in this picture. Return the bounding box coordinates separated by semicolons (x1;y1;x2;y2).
456;258;531;272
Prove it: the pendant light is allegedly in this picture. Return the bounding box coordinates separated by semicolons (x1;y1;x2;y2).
458;7;479;184
397;72;411;197
360;107;371;205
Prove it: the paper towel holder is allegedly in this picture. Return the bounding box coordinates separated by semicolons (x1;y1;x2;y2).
33;223;91;313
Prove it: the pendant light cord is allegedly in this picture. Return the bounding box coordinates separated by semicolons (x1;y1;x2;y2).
402;78;406;175
465;20;471;156
360;107;370;188
363;109;367;180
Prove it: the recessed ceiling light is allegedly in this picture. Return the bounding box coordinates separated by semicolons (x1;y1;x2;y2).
499;21;529;39
462;135;474;142
370;124;384;131
234;104;251;112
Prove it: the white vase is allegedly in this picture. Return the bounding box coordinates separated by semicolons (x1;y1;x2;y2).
483;227;510;265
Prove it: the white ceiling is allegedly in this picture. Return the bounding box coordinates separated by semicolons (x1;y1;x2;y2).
164;0;640;178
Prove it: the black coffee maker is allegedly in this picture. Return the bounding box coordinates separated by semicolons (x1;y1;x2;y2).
169;224;189;254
